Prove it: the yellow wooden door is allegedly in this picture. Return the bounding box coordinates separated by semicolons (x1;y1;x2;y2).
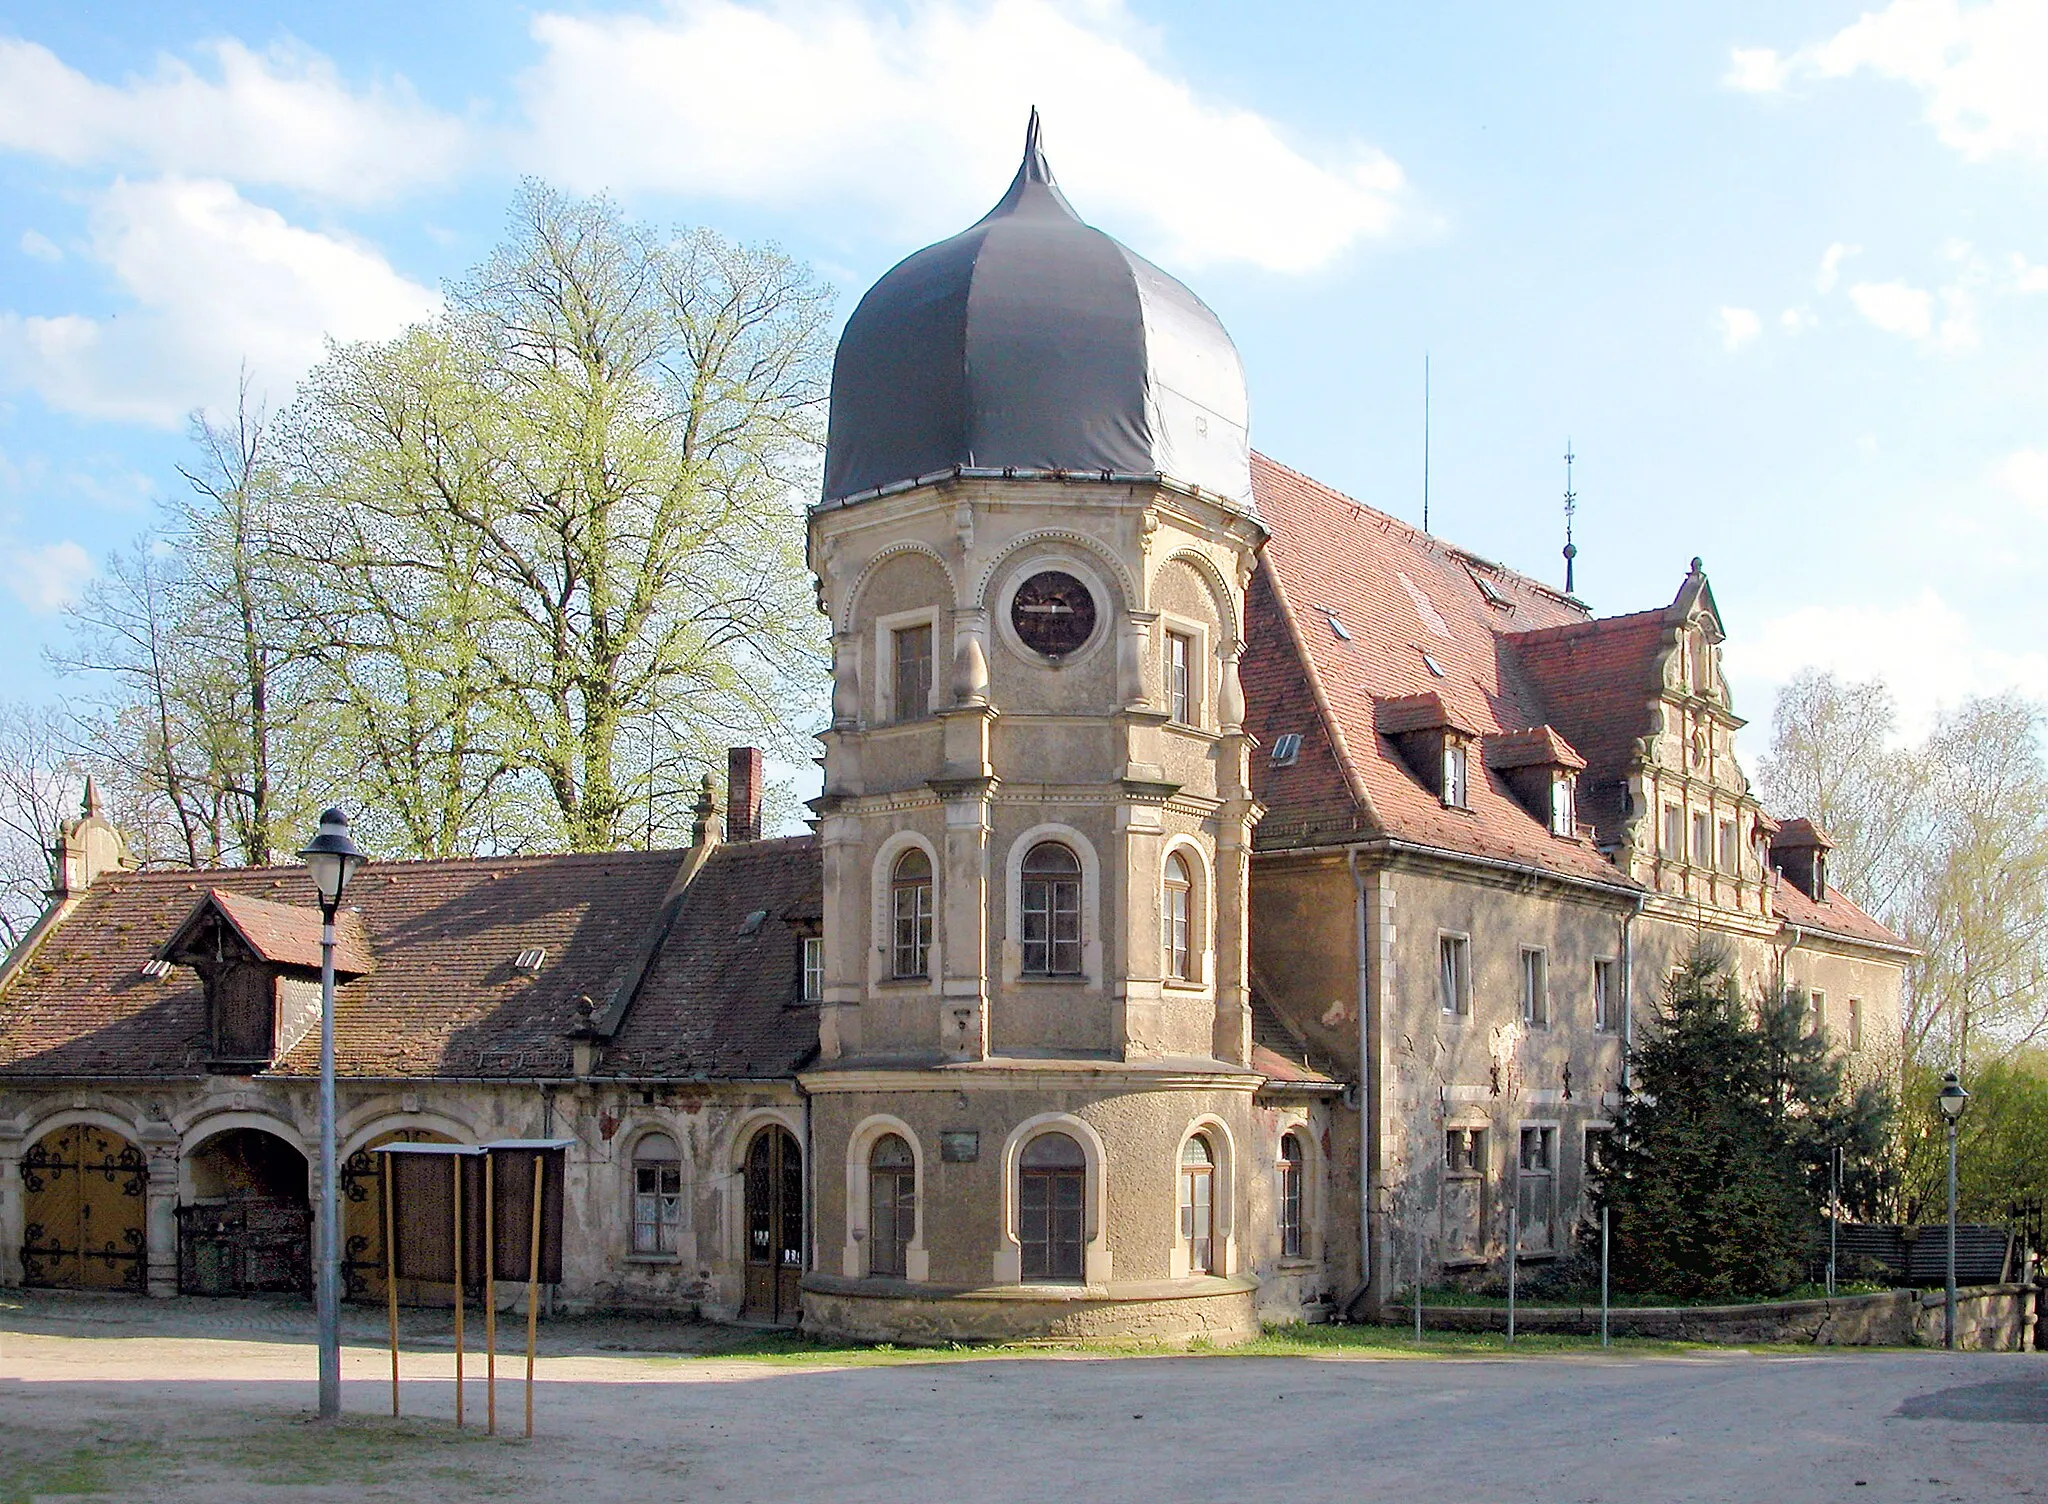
21;1124;148;1291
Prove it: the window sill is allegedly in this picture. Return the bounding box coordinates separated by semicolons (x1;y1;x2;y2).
623;1252;681;1266
875;976;933;989
1161;980;1209;994
1013;975;1090;986
1274;1257;1318;1272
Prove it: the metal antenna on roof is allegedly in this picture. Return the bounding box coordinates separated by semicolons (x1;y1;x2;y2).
1562;440;1578;595
1422;355;1432;535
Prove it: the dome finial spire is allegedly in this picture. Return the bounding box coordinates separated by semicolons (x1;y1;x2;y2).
1022;106;1052;185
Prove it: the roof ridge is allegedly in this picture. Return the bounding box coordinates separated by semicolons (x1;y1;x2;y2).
1506;605;1668;645
1250;450;1589;613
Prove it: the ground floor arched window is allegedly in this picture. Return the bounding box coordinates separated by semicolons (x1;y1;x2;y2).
867;1133;915;1277
1018;1132;1085;1282
1277;1132;1304;1258
632;1133;682;1255
1179;1134;1215;1274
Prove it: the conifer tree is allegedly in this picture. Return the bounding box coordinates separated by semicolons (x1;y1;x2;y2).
1593;945;1889;1298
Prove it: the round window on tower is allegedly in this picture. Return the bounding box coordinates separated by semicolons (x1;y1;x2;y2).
1009;571;1097;659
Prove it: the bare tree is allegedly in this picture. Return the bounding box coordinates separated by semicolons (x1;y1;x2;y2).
0;703;78;950
1756;670;1922;918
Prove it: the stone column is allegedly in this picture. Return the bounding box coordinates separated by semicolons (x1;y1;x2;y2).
145;1141;181;1297
0;1133;23;1288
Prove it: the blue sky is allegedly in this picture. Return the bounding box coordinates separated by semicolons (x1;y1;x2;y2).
1;0;2043;761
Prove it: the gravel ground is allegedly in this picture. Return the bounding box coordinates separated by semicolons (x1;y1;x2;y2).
4;1292;2046;1503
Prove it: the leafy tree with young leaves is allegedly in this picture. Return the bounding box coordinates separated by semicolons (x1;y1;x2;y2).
279;182;834;853
1594;946;1890;1298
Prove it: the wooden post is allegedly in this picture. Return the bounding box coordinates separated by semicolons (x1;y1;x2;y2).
452;1156;464;1428
384;1152;400;1417
485;1152;497;1435
526;1154;544;1439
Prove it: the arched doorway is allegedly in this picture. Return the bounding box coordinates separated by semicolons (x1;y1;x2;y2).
742;1125;803;1323
20;1123;147;1291
178;1127;310;1296
341;1127;458;1304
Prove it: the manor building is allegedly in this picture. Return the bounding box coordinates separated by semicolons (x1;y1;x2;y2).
0;123;1907;1340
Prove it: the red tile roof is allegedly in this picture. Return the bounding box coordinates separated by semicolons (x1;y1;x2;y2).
1506;610;1672;836
1483;725;1587;772
1244;453;1634;887
1769;870;1907;950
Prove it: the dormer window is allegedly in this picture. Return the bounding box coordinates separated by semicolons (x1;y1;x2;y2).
1767;818;1834;902
1442;742;1469;808
1482;726;1588;838
801;935;824;1001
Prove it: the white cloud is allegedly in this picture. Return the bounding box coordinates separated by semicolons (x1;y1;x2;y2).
0;176;439;426
1728;587;2048;742
18;229;61;263
1718;305;1762;350
2013;252;2048;292
1995;448;2048;519
1733;0;2048;162
1816;241;1858;293
1724;46;1791;93
1849;278;1934;337
1;539;94;613
1780;305;1819;331
0;37;467;204
516;0;1410;273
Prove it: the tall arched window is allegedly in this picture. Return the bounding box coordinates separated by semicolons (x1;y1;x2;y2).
867;1134;916;1278
891;848;933;979
1018;1132;1085;1282
1021;842;1082;976
1163;852;1194;981
631;1132;682;1255
1180;1134;1215;1274
1277;1132;1304;1258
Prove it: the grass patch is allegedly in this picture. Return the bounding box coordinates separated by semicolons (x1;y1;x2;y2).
1397;1280;1891;1309
222;1415;500;1488
0;1436;163;1504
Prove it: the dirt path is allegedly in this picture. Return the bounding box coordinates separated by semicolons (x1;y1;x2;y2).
6;1309;2048;1502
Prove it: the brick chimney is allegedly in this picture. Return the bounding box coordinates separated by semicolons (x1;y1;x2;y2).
726;747;763;842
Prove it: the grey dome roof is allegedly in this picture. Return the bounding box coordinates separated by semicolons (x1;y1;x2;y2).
822;114;1252;512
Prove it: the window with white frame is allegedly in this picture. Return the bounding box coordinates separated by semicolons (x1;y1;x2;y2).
1021;842;1083;976
631;1133;682;1255
1849;997;1864;1051
1442;742;1469;808
867;1133;916;1278
1018;1132;1086;1282
1178;1134;1216;1274
1809;988;1827;1035
1439;933;1471;1017
892;622;933;722
1718;818;1739;873
1549;774;1576;837
1167;630;1194;725
1592;958;1619;1033
1583;1124;1612;1179
1661;804;1683;860
801;936;823;1001
1520;947;1548;1027
891;848;933;979
1692;810;1712;868
1163;851;1194;982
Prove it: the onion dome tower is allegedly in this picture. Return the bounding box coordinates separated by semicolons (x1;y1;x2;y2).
823;110;1254;514
803;115;1271;1348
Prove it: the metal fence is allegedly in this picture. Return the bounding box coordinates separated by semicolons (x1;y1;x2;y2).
176;1200;311;1296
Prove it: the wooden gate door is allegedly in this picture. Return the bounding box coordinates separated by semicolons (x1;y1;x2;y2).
341;1128;455;1303
20;1124;148;1291
742;1126;803;1323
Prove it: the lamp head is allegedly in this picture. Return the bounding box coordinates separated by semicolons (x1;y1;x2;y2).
298;807;365;910
1937;1070;1970;1123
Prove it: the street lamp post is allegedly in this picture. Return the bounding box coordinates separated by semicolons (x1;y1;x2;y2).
300;808;365;1419
1937;1070;1970;1351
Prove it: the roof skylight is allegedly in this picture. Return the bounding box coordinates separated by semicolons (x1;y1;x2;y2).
1420;650;1446;678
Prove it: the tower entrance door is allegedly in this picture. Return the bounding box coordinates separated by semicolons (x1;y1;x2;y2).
742;1126;803;1323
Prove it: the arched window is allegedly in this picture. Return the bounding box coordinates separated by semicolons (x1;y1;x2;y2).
1018;1132;1085;1282
1180;1134;1215;1274
891;848;933;979
1163;852;1194;981
1021;842;1082;976
867;1134;916;1278
1277;1133;1304;1258
631;1132;682;1255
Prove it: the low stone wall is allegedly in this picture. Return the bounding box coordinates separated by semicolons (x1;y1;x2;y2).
1407;1284;2036;1350
802;1272;1261;1346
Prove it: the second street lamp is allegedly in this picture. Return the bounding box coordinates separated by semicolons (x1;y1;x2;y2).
1937;1069;1970;1351
299;807;365;1420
